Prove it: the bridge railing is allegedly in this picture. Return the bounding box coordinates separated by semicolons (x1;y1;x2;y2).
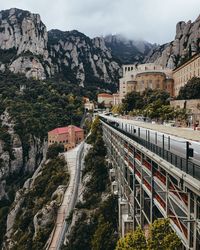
101;118;200;181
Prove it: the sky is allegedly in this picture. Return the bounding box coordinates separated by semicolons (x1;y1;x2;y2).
0;0;200;44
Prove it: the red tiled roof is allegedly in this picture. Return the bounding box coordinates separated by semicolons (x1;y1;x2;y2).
98;93;113;97
48;125;83;135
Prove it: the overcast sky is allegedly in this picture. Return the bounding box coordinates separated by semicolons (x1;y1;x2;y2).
0;0;200;44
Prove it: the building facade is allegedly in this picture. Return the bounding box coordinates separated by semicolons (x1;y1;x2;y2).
113;93;120;105
173;53;200;96
119;63;174;102
97;93;113;108
48;125;84;151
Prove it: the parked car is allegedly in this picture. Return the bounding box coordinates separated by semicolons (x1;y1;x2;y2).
135;116;145;121
163;120;175;127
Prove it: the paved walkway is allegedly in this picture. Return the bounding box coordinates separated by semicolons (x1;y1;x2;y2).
48;144;82;250
119;117;200;142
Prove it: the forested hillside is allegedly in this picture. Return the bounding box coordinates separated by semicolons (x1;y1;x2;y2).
0;72;98;247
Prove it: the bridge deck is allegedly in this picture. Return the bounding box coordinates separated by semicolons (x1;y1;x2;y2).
116;117;200;142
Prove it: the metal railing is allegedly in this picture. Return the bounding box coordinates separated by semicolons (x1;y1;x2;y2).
101;118;200;181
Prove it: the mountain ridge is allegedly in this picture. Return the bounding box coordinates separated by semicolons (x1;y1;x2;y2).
0;8;155;86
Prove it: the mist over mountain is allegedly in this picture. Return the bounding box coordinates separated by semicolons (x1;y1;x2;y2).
104;34;156;64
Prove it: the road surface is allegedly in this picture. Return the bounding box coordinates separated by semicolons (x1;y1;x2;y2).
47;142;84;250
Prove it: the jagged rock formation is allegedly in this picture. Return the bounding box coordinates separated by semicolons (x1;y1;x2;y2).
4;156;68;249
105;34;155;64
0;8;47;55
48;29;121;86
0;110;45;199
0;8;122;85
0;8;52;80
145;15;200;68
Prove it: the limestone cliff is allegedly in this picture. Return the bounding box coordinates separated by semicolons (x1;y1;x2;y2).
0;110;46;247
0;110;45;198
0;8;52;79
145;15;200;68
48;29;121;86
4;156;69;249
0;8;122;85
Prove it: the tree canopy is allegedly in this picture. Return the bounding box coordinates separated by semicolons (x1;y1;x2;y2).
122;89;170;114
177;77;200;100
116;218;181;250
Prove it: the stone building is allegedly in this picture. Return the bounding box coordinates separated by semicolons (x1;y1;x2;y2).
119;63;174;102
48;125;84;151
97;93;113;108
173;53;200;96
113;93;120;105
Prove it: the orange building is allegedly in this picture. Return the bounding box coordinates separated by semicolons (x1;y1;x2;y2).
48;125;84;151
173;53;200;96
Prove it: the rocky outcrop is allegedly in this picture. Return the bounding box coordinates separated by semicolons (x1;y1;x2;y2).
0;8;47;56
0;110;45;201
48;29;121;86
0;8;122;84
0;8;53;79
145;15;200;68
0;8;162;85
4;155;68;249
9;55;47;80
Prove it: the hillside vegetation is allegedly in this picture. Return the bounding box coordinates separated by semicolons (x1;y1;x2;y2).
63;117;118;250
9;154;69;249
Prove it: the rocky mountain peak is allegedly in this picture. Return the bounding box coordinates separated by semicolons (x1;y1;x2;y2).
48;29;121;86
0;8;48;55
145;14;200;68
0;8;154;84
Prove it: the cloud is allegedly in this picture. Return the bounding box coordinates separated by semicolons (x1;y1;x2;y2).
0;0;200;43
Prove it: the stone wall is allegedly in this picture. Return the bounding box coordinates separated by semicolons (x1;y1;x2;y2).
170;99;200;123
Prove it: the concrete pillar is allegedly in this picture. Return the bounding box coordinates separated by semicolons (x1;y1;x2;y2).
193;194;197;249
140;154;144;227
166;173;169;217
188;192;191;248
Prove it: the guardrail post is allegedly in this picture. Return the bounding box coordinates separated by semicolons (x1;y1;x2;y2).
168;136;170;150
162;134;164;158
148;130;150;149
146;130;148;147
